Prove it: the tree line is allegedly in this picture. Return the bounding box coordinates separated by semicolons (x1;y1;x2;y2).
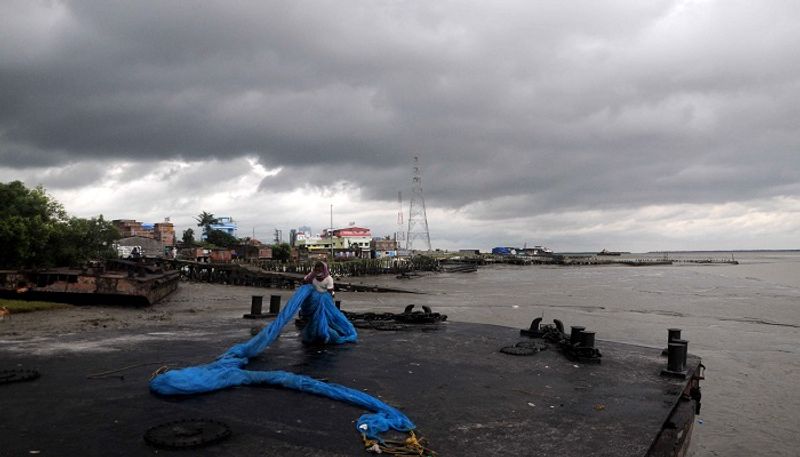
0;181;293;268
0;181;119;269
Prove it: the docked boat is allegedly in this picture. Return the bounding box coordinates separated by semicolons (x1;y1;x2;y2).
0;259;179;306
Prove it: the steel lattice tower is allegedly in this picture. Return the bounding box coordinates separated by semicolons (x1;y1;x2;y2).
395;191;405;244
406;156;431;251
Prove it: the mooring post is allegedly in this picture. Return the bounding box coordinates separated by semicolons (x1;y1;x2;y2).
570;326;586;345
251;296;263;315
243;296;269;319
578;330;596;348
269;295;281;314
663;339;689;377
662;328;683;356
335;300;341;310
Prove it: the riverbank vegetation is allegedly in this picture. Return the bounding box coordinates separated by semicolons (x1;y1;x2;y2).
0;181;120;269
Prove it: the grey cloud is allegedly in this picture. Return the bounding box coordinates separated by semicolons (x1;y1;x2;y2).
36;163;106;190
1;0;800;219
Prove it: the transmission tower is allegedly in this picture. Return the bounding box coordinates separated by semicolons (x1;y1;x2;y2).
395;191;405;244
406;156;431;251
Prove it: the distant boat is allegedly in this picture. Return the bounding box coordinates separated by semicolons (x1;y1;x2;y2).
597;249;622;256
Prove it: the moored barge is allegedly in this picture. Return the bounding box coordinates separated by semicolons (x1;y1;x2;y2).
0;260;179;306
0;308;703;456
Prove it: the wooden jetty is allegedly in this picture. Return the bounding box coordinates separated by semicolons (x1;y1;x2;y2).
171;260;418;293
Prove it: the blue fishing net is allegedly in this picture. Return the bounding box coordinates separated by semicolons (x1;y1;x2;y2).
149;284;415;441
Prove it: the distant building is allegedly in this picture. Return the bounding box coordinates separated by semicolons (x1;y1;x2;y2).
113;220;151;238
294;226;313;243
297;226;373;259
233;242;273;261
210;248;233;263
208;217;237;237
113;218;175;246
153;222;175;246
323;227;373;254
371;237;398;259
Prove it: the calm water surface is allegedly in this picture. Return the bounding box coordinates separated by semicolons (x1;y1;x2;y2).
351;251;800;457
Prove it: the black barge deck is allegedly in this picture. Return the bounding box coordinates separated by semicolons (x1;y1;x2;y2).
0;321;701;456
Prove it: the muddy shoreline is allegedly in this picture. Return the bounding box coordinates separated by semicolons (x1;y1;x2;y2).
0;281;416;342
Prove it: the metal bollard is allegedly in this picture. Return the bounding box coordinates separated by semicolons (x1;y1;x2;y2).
251;296;263;315
578;331;596;348
663;339;689;377
570;326;586;345
243;295;270;319
269;295;281;314
662;328;683;356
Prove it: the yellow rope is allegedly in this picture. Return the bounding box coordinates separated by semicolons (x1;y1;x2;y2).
362;431;437;456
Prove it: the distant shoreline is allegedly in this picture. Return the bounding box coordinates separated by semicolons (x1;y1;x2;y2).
645;249;800;253
552;249;800;256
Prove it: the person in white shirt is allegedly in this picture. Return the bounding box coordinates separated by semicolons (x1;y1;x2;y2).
304;261;335;297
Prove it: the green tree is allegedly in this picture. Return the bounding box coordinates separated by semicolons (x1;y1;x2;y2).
205;229;239;248
0;181;65;268
182;228;196;245
48;216;120;266
272;243;292;262
0;181;120;268
195;211;218;237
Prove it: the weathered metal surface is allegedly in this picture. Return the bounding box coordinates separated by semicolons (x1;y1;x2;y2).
0;369;40;384
0;262;179;305
143;418;232;449
0;321;700;456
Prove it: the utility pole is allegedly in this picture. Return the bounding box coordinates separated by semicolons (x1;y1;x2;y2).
406;156;432;251
330;204;334;260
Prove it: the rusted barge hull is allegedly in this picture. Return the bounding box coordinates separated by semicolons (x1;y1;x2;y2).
0;262;179;306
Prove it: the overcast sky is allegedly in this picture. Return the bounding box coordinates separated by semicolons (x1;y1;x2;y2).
2;0;799;251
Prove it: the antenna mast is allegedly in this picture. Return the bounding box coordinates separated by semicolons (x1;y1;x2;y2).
406;156;431;251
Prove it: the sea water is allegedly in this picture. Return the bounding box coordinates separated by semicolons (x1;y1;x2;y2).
354;251;800;457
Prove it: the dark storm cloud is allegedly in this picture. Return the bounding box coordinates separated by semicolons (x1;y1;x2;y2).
2;0;800;216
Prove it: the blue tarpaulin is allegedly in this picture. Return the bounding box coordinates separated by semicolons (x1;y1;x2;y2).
149;284;415;441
